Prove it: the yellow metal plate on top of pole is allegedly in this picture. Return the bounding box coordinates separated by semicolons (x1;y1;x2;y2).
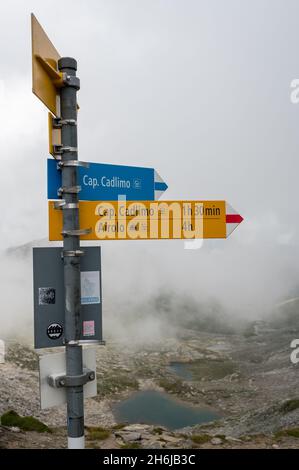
31;13;62;117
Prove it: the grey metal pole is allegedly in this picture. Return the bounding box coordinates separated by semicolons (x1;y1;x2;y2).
58;57;84;449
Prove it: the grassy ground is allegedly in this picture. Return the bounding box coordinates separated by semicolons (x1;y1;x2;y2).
1;410;51;433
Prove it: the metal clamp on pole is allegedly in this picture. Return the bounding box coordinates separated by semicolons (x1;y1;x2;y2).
62;203;79;209
47;368;95;389
63;74;80;90
62;250;85;258
54;200;67;209
53;117;77;128
54;201;79;210
61;228;92;237
53;145;63;158
58;160;90;169
56;146;78;154
58;186;81;196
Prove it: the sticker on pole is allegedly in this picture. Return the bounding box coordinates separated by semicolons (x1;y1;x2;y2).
39;287;56;305
81;271;100;304
47;323;63;340
83;320;95;337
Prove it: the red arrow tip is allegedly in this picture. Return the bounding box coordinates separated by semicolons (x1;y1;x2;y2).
226;214;243;224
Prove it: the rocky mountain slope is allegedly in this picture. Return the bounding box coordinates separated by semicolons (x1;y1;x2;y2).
0;322;298;449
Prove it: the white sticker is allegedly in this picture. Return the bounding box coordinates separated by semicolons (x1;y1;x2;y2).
81;271;100;304
83;320;95;337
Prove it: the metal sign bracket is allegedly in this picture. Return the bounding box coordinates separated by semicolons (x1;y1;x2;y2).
48;367;95;389
54;146;78;155
35;54;65;88
52;118;77;128
62;250;85;258
61;228;92;237
58;160;90;169
54;201;79;210
58;185;81;196
64;75;80;90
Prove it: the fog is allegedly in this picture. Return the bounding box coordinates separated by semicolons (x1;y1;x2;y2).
1;1;299;343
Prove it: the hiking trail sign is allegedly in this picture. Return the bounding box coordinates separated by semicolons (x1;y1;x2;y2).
48;200;243;241
47;158;168;201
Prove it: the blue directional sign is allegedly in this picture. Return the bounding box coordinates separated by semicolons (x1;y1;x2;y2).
47;159;168;201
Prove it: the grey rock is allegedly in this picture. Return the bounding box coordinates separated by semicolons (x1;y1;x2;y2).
160;434;183;443
119;432;142;442
211;437;222;445
143;441;164;449
122;424;151;432
10;427;21;433
225;436;242;442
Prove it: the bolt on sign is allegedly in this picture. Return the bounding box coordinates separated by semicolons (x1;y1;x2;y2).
49;200;243;240
31;13;62;117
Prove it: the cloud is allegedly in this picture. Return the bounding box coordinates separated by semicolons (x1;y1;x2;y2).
0;1;299;343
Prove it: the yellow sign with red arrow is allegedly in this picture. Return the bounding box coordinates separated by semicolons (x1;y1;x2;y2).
48;200;243;241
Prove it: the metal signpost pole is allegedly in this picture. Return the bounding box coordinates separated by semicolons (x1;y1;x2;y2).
58;57;84;449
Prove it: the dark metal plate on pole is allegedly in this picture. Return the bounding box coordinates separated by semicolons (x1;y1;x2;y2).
33;246;102;349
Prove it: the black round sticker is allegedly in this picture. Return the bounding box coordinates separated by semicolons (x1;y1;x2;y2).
47;323;63;340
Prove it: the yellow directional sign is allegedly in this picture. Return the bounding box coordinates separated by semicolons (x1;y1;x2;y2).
48;200;243;241
31;13;62;117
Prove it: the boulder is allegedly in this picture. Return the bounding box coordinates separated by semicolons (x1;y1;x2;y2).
211;437;222;445
117;432;142;442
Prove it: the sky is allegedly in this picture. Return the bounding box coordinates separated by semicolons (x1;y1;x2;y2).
0;0;299;340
